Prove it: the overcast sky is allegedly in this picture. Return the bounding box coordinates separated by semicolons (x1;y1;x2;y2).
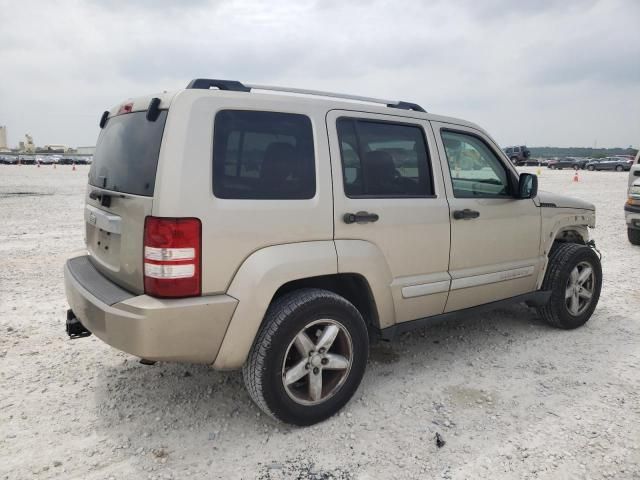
0;0;638;149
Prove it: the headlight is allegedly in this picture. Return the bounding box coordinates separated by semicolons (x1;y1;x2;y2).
630;185;640;196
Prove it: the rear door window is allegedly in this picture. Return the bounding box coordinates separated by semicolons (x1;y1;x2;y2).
213;110;315;199
336;118;434;198
89;111;167;196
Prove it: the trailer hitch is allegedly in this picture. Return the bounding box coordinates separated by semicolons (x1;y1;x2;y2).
66;310;92;339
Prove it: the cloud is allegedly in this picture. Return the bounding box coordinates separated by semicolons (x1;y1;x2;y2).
0;0;638;148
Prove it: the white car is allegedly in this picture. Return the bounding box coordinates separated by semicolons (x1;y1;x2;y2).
626;178;640;245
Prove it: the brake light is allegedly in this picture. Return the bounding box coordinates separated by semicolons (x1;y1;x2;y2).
117;102;134;115
143;217;201;298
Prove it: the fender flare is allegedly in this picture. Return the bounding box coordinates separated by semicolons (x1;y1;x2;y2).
212;241;337;369
537;215;592;288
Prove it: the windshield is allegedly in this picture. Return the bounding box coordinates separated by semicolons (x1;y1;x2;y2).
89;111;167;196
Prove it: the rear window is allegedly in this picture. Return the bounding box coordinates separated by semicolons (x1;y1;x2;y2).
213;110;315;199
89;111;167;196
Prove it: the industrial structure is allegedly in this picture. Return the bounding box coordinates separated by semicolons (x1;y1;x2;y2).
0;126;8;152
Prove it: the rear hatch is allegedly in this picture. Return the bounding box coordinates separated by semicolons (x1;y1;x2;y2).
86;104;168;294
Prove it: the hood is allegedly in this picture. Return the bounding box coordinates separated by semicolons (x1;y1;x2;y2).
537;191;595;211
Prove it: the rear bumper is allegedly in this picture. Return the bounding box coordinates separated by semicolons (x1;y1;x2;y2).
625;203;640;229
64;255;238;364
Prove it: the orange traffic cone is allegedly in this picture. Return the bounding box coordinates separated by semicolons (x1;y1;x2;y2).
573;171;579;182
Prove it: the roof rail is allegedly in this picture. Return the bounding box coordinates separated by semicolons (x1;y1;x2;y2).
185;78;426;112
186;78;250;92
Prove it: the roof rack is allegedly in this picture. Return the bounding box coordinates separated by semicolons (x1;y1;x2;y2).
186;78;426;112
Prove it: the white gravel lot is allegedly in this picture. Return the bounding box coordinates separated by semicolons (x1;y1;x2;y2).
1;165;639;480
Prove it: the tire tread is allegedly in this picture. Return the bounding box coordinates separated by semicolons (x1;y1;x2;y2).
242;288;364;423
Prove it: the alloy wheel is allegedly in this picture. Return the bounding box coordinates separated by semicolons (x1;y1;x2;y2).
281;319;353;405
565;261;595;316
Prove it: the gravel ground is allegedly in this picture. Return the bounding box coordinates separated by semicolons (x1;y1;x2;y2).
1;165;639;480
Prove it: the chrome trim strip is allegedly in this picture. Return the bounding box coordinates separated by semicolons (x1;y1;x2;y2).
451;266;535;290
402;280;451;299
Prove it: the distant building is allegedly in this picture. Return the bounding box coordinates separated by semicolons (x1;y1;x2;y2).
76;146;95;155
0;126;8;152
42;144;68;153
21;134;36;153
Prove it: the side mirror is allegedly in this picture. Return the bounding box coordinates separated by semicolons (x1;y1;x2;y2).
517;173;538;199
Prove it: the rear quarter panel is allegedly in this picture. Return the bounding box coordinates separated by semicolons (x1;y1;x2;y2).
152;90;335;295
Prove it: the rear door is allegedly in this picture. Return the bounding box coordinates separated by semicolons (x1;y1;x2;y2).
328;110;451;324
86;109;168;293
431;122;543;312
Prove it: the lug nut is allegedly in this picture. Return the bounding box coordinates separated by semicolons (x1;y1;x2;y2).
319;347;326;353
305;363;310;369
321;358;328;365
313;367;319;374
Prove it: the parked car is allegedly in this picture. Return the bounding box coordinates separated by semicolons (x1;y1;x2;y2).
18;155;36;165
503;145;531;165
64;78;602;425
586;157;633;171
547;157;588;170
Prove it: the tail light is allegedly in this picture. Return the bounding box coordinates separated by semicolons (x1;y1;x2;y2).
143;217;201;298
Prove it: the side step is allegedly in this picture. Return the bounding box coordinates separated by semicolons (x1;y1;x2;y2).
66;309;92;339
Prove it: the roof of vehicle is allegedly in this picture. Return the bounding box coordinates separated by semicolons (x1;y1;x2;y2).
103;78;487;135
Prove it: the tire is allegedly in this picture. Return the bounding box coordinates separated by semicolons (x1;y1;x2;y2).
629;228;640;245
243;288;369;426
573;164;579;170
616;165;623;172
587;165;595;171
537;243;602;329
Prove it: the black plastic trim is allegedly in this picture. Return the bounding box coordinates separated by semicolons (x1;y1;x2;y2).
99;111;109;129
624;203;640;214
66;256;135;306
186;78;251;92
378;291;552;340
387;101;427;113
146;97;162;121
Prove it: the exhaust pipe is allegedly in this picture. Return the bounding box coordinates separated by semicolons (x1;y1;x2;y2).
66;310;92;339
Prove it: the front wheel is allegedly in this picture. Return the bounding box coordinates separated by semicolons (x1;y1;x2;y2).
629;228;640;245
587;165;595;171
537;243;602;329
243;288;369;426
616;165;623;172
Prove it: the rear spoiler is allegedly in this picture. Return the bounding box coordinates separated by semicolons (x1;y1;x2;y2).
99;97;162;128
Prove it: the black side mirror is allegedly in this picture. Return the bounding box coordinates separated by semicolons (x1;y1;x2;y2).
517;173;538;199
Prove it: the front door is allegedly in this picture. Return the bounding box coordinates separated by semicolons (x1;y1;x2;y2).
327;110;451;326
431;122;543;312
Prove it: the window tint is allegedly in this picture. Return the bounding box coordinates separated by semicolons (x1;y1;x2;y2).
213;110;315;199
89;111;167;196
442;130;511;198
337;118;433;197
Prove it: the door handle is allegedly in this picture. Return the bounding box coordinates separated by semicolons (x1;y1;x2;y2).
343;211;380;224
453;209;480;220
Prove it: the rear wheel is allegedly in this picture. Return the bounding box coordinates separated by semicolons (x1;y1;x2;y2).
537;243;602;329
243;288;369;426
616;165;623;172
587;165;595;171
629;228;640;245
573;164;580;170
